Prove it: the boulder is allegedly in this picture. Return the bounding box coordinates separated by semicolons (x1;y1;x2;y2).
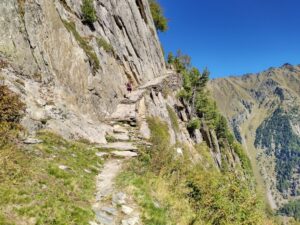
194;129;203;144
139;121;151;139
109;104;137;122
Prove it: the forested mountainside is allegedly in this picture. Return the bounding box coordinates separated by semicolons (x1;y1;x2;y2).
209;64;300;221
0;0;290;224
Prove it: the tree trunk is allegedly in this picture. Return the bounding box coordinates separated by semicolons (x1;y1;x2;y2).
191;87;196;117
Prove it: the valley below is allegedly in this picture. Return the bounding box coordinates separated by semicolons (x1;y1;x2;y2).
209;64;300;216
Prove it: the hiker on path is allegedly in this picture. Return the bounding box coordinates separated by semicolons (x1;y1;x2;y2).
124;82;133;99
126;82;132;93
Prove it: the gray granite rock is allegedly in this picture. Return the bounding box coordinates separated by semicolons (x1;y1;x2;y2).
23;138;42;144
112;192;127;205
0;0;165;143
122;205;134;215
111;151;138;158
122;216;140;225
98;142;137;151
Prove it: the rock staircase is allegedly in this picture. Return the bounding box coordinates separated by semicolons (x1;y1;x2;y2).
90;122;140;225
90;73;173;225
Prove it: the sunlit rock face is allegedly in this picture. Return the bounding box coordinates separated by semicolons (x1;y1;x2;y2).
0;0;165;141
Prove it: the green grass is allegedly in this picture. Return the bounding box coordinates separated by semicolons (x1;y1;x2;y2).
62;20;100;72
0;131;103;224
117;117;270;225
96;37;114;54
117;172;169;225
166;105;179;132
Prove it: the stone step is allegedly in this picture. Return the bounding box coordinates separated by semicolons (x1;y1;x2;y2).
108;104;137;122
97;142;138;151
121;89;145;104
96;152;109;158
101;206;118;216
121;216;140;225
95;211;115;225
108;133;130;142
136;141;152;147
111;151;138;158
113;124;129;134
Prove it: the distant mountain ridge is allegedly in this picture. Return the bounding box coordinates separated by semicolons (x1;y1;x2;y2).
209;64;300;211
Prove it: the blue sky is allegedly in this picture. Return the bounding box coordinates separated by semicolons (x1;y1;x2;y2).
158;0;300;78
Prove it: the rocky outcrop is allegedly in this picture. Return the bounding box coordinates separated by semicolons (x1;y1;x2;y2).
0;0;165;142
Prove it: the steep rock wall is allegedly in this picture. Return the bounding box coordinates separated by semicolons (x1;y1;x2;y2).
0;0;165;141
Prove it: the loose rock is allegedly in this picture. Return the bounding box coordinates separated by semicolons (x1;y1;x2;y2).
122;205;134;215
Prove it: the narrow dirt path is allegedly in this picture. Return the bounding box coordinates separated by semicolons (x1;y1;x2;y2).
94;159;123;203
90;144;141;225
90;128;142;225
90;73;172;225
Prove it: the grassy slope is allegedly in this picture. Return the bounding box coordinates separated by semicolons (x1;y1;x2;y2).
209;66;300;222
208;75;272;205
240;105;273;207
0;131;103;225
117;117;271;225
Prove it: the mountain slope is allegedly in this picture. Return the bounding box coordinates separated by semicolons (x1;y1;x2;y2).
0;0;279;224
209;64;300;212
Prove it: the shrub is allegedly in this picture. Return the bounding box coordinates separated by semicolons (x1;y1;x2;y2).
0;85;25;157
147;117;173;173
232;142;253;175
187;117;201;131
117;117;268;225
149;0;168;32
0;85;25;123
81;0;97;24
167;52;174;65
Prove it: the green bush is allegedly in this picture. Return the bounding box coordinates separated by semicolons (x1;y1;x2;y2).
0;85;25;148
167;52;174;65
147;117;173;173
187;118;201;131
81;0;97;24
0;85;25;123
149;0;168;32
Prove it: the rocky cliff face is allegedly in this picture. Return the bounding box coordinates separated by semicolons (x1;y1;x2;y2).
0;0;165;142
209;64;300;209
0;1;268;224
